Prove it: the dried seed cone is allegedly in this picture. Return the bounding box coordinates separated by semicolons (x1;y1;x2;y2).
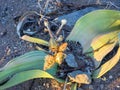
55;52;66;65
44;55;55;70
49;38;58;52
58;42;68;52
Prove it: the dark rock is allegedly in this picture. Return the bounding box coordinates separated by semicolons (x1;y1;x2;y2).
65;53;78;68
54;7;98;26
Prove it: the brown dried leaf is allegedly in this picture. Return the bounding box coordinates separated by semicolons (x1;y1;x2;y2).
68;70;91;84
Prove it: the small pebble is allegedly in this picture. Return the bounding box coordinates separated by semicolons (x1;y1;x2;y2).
29;43;33;48
100;84;104;89
65;53;78;68
0;31;7;37
13;47;17;49
109;75;113;79
43;83;46;86
116;85;120;88
46;83;50;88
89;85;94;90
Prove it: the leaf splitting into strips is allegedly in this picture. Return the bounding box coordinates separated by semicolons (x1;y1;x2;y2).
92;47;120;78
91;30;120;68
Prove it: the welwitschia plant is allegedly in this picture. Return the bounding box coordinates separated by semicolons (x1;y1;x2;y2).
0;10;120;90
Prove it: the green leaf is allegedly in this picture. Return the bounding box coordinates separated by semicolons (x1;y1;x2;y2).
0;51;47;83
21;35;49;46
118;33;120;45
0;50;63;89
66;10;120;52
0;70;61;89
92;47;120;78
71;83;77;90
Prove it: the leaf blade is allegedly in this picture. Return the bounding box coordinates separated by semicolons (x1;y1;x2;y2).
0;51;47;83
21;35;49;46
71;83;77;90
0;70;54;89
92;47;120;78
66;10;120;52
91;30;119;67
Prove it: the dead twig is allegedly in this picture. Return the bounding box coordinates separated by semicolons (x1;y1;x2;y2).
56;19;67;36
43;0;51;14
38;0;44;14
63;77;68;90
105;1;120;9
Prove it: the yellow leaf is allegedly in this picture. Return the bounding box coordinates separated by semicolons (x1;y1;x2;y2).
110;20;120;28
92;47;120;78
91;30;120;67
21;35;49;46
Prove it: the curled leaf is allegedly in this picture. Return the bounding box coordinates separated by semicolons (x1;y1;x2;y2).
17;11;40;37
